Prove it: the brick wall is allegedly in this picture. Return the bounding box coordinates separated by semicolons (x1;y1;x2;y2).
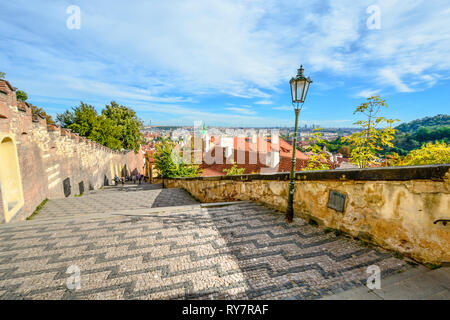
0;79;144;224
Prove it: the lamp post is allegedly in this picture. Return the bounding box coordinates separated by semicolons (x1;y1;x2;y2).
286;65;312;222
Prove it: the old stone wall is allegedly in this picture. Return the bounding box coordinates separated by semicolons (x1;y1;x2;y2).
164;165;450;264
0;80;144;224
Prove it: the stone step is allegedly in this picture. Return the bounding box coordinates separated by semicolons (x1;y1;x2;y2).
426;267;450;290
321;265;450;300
373;268;450;300
33;186;200;220
13;198;266;232
3;205;205;228
32;201;253;224
200;201;253;208
377;264;430;287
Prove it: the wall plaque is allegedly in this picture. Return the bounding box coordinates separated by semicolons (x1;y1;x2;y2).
328;190;346;213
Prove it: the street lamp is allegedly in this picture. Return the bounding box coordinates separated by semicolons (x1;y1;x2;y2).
286;65;312;222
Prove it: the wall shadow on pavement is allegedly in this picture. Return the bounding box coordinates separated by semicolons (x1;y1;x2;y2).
151;188;199;208
175;202;411;299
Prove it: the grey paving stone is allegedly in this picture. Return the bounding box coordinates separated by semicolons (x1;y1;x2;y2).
425;290;450;300
374;272;448;300
426;267;450;290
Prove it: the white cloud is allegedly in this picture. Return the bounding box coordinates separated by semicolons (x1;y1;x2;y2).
296;0;450;94
378;68;413;93
225;107;256;115
255;100;272;105
354;89;381;98
134;103;290;127
272;106;292;111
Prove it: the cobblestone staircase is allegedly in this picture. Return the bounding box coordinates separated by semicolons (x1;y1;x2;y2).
0;183;447;300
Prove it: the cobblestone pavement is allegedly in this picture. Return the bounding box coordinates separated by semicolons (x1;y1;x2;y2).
35;184;198;220
0;187;413;300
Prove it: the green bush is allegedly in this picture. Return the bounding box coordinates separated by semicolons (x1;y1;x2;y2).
223;162;245;175
154;139;202;178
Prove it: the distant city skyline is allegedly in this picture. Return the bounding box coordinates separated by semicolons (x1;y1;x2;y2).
142;123;357;130
1;1;449;127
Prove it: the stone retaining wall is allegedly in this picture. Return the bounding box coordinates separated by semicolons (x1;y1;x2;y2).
164;165;450;264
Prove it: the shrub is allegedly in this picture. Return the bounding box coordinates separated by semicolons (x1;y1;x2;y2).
153;139;202;178
223;162;245;175
401;141;450;165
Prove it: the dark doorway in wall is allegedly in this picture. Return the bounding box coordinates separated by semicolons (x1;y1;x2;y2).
104;175;109;186
63;178;71;197
78;181;85;195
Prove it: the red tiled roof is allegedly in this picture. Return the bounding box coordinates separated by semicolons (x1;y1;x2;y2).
145;150;156;162
337;157;349;164
199;137;308;176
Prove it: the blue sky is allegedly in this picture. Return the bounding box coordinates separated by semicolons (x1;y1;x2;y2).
1;0;449;127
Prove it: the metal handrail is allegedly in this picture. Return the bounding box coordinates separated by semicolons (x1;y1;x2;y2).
434;219;449;226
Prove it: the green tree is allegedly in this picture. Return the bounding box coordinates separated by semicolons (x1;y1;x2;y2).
223;162;245;175
153;139;201;178
92;116;122;150
343;96;399;168
56;110;75;128
338;145;351;158
386;114;450;155
396;114;450;133
57;102;121;150
0;71;5;80
102;101;144;152
311;136;351;154
56;101;144;152
64;103;101;137
16;90;28;101
304;128;331;171
401;141;450;165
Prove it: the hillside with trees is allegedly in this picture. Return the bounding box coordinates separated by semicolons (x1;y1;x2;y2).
395;114;449;133
387;114;450;155
304;105;449;165
314;114;450;157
